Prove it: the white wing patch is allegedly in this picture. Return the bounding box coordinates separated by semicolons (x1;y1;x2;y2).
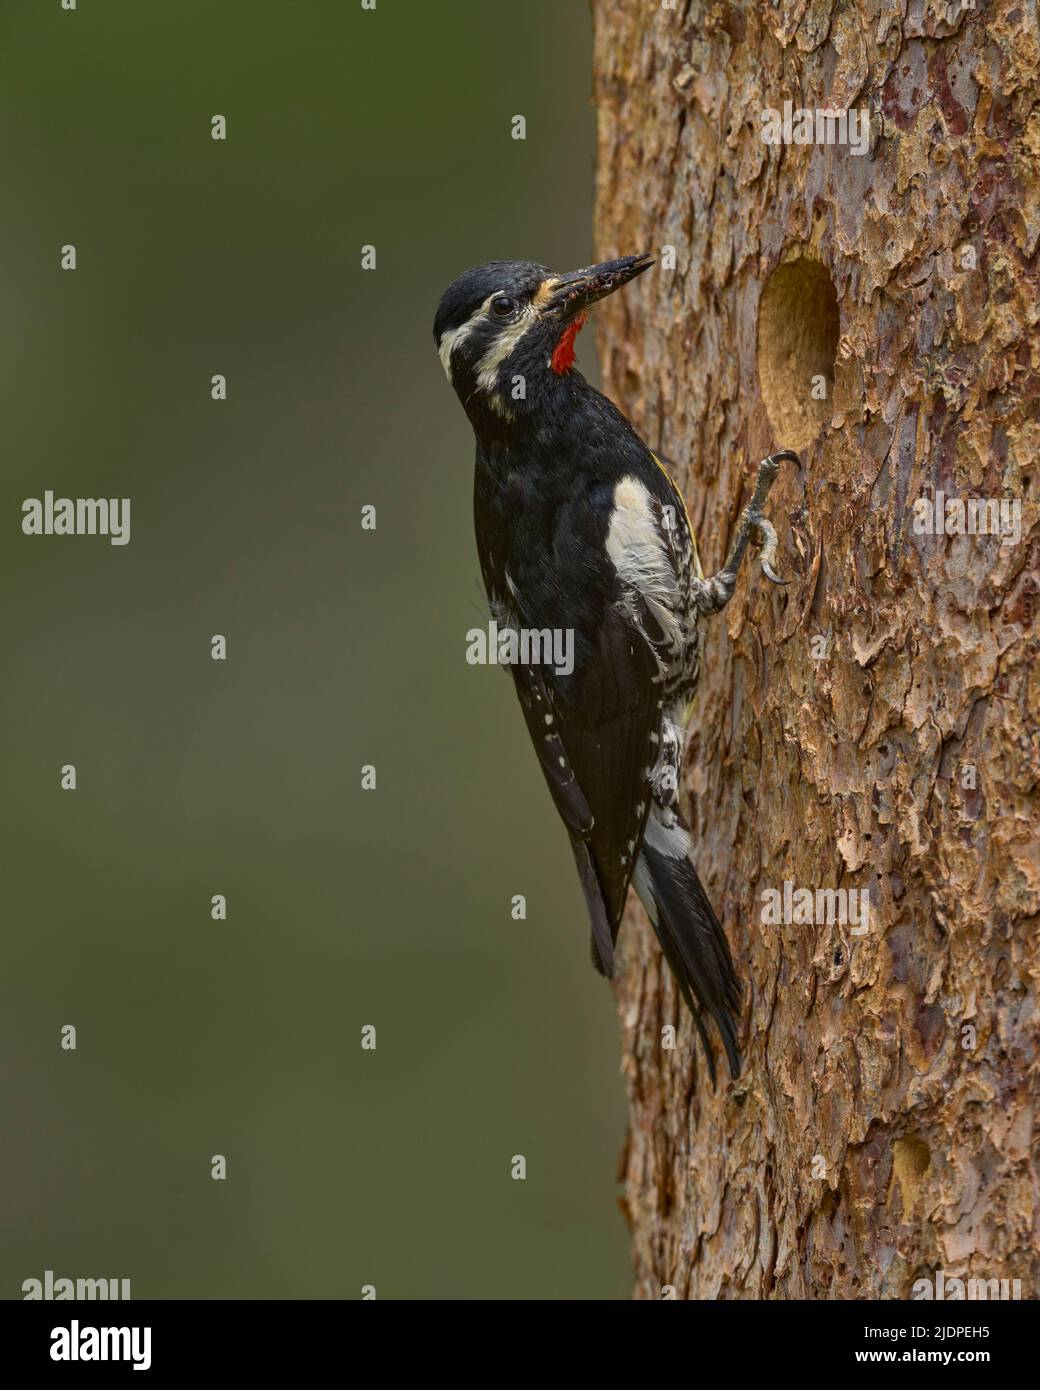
605;476;682;649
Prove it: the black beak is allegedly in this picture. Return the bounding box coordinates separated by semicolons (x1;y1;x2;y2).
544;253;655;317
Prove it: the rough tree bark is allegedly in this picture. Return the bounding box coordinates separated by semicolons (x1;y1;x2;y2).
592;0;1039;1299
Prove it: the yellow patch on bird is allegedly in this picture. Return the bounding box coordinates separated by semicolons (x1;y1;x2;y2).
533;278;556;307
650;452;702;578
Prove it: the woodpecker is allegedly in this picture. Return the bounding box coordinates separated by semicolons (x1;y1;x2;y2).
434;254;797;1083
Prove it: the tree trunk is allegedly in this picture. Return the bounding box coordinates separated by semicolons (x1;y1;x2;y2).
592;0;1039;1300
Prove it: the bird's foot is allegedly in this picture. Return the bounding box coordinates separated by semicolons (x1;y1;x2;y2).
698;449;799;612
745;450;799;585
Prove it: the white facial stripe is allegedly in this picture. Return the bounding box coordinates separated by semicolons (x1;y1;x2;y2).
439;285;545;400
438;323;469;380
474;304;538;394
437;292;499;382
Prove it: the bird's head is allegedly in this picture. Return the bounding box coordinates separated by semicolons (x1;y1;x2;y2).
433;253;654;432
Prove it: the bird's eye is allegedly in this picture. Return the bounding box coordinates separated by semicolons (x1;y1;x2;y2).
491;296;515;317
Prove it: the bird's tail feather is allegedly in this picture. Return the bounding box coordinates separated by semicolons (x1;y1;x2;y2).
567;831;617;979
633;837;742;1085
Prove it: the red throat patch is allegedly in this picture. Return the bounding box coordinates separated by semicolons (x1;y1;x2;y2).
550;312;588;374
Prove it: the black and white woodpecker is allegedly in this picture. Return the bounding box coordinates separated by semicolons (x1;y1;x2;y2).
434;254;797;1083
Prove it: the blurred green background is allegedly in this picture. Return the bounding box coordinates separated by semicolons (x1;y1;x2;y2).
0;1;631;1298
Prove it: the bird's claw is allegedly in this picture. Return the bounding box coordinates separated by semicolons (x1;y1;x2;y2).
699;448;800;613
749;450;799;585
752;514;788;584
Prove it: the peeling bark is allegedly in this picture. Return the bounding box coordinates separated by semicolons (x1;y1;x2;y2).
592;0;1039;1300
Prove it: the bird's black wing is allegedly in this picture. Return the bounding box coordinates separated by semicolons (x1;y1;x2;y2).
505;577;663;980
